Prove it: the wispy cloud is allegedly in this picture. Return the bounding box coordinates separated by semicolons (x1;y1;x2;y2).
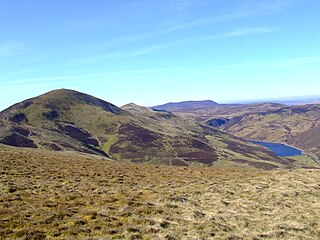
221;27;276;37
255;0;299;16
120;12;253;43
164;0;201;13
71;26;275;64
72;0;291;63
114;0;292;44
1;53;319;110
1;68;39;79
196;27;276;41
1;67;182;88
0;42;25;57
193;54;320;71
5;54;320;90
73;44;168;64
271;56;320;68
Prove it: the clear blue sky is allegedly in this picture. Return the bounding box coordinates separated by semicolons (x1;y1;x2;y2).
1;0;320;110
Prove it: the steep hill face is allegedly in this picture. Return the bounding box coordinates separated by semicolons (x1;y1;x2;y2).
0;89;297;168
287;124;320;155
219;104;320;156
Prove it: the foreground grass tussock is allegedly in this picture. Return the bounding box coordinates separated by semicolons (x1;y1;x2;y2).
0;147;319;239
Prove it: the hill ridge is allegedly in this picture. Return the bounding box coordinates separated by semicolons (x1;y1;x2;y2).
0;89;305;169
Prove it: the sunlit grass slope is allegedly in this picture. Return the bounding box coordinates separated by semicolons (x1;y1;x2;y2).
1;146;319;239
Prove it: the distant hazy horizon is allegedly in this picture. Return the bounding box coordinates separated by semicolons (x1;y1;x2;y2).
1;0;320;110
220;94;320;105
1;88;320;112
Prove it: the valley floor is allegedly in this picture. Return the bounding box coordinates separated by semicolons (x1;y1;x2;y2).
0;147;319;239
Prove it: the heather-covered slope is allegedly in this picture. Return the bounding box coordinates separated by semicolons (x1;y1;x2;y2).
156;100;320;158
220;104;320;157
0;89;125;156
0;89;295;168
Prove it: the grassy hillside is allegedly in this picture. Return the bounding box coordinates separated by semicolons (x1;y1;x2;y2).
162;101;320;158
1;146;319;239
223;110;317;142
0;89;295;169
287;124;320;156
220;105;320;157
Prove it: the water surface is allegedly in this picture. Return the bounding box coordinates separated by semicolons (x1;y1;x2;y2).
251;141;302;157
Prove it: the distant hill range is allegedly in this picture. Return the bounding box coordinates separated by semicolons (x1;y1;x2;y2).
0;89;302;169
156;100;320;158
153;100;218;111
246;96;320;106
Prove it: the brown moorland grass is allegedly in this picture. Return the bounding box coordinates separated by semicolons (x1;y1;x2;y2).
0;146;319;239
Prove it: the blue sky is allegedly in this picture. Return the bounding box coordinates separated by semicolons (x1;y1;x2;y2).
1;0;320;110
